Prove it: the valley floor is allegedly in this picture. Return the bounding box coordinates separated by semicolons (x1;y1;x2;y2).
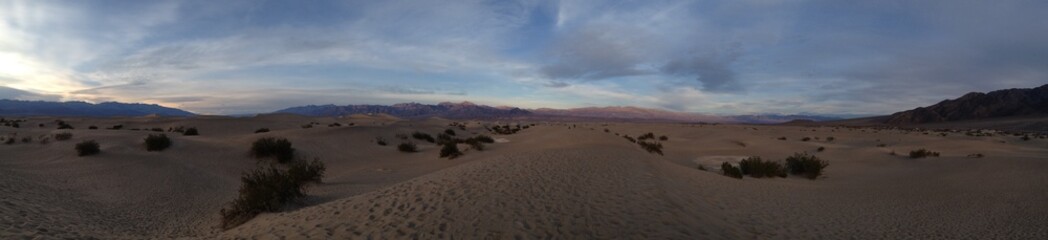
2;115;1047;239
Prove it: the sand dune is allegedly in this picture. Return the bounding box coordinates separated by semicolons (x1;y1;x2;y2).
2;117;1047;239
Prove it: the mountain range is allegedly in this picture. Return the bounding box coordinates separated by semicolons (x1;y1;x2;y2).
883;84;1048;124
0;100;195;117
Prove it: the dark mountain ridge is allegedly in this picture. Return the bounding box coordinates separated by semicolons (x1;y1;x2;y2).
884;84;1048;124
0;99;195;117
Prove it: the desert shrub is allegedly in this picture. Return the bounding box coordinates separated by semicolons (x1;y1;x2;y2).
144;134;172;152
3;137;13;145
785;153;828;180
801;137;812;142
375;137;388;146
817;146;826;152
301;124;312;129
604;128;610;133
251;137;295;163
877;143;887;147
637;140;663;155
88;126;98;130
75;140;101;156
638;132;656;140
109;124;123;130
436;133;456;145
397;142;418;152
778;137;787;141
697;165;707;171
328;123;342;127
1021;135;1031;141
444;129;456;136
738;156;786;178
394;133;408;140
464;138;485;151
288;158;326;184
219;167;304;230
150;128;164;132
54;132;73;141
623;135;636;143
967;153;985;158
57;121;74;129
439;143;462;159
659;135;668;141
721;162;743;179
254;128;270;133
909;149;940;158
412;131;435;143
21;137;31;143
184;127;199;136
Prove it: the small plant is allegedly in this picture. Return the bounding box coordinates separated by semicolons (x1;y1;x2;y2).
254;128;270;133
785;153;828;180
397;142;418;152
637;140;663;155
412;131;435;143
777;137;787;141
220;167;305;230
436;133;456;145
54;132;73;141
288;158;327;184
109;124;123;130
659;135;668;141
88;126;98;130
817;146;826;152
251;137;295;163
375;137;388;146
464;138;485;151
721;162;743;179
738;156;786;178
909;149;940;158
57;121;74;129
623;135;636;143
439;143;462;159
472;135;495;143
801;137;812;142
638;132;656;140
144;134;172;152
75;140;101;156
967;153;985;158
184;127;199;136
444;129;456;136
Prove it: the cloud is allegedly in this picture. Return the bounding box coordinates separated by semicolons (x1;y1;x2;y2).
0;85;61;101
662;46;745;92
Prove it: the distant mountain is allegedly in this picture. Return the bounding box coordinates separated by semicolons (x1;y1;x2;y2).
729;114;844;124
531;106;730;122
884;84;1048;124
274;101;530;119
0;99;195;117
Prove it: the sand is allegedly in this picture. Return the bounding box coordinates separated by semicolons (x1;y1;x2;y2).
2;117;1047;239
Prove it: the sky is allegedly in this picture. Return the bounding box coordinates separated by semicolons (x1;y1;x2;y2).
1;0;1046;115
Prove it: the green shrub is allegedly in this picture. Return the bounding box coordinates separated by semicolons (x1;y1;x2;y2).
397;142;418;152
785;153;828;180
144;134;172;152
440;143;462;159
54;132;73;141
721;162;743;179
738;156;786;178
288;158;326;184
219;167;304;230
412;131;435;143
251;137;295;163
76;140;101;156
184;127;199;136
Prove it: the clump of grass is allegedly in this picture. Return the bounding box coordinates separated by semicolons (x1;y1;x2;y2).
254;128;270;133
397;142;418;152
738;156;786;178
721;162;743;179
412;131;435;143
439;143;462;159
75;140;101;156
144;134;172;152
54;132;73;141
785;153;828;180
184;127;199;136
909;149;940;158
375;137;388;146
251;137;295;163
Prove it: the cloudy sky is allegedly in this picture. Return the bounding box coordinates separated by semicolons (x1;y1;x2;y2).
1;0;1045;115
